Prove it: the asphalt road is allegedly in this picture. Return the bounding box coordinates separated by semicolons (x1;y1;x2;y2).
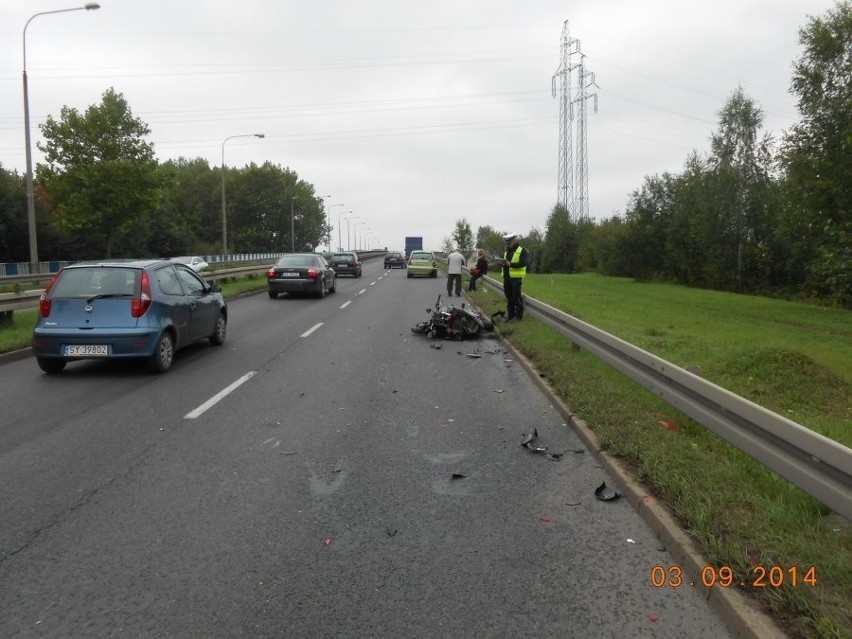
0;262;733;638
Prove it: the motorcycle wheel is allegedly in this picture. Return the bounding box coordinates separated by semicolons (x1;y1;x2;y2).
460;316;482;338
411;321;430;335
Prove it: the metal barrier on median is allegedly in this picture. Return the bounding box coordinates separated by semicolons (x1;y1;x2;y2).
478;274;852;520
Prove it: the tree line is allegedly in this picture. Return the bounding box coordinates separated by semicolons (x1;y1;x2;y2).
449;3;849;307
0;88;328;263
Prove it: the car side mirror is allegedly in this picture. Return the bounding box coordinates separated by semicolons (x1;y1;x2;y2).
209;284;222;293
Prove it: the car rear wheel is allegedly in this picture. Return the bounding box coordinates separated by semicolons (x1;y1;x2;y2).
329;276;336;293
150;331;175;373
37;357;66;374
210;313;227;345
316;279;327;298
268;289;278;299
430;270;438;278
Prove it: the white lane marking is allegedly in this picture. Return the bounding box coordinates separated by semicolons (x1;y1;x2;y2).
357;288;367;295
340;300;352;309
301;322;323;338
369;281;376;286
184;371;257;419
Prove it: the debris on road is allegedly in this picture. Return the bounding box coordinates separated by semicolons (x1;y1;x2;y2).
520;428;548;453
659;420;679;431
594;481;621;502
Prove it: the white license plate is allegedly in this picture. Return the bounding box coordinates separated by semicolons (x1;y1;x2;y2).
65;344;109;357
279;273;300;278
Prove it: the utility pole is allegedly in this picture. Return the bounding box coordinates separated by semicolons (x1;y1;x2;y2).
573;54;598;222
551;20;580;215
552;20;597;222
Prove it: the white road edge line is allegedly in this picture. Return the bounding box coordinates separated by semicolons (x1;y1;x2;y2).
184;371;257;419
301;322;323;338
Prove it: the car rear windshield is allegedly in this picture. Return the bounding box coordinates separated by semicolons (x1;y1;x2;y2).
51;267;140;298
276;256;317;267
410;252;432;260
332;253;355;260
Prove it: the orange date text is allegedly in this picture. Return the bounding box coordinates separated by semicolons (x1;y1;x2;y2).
649;565;817;589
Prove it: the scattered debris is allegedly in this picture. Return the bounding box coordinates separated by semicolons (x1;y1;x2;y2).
430;343;442;350
386;529;398;537
323;538;333;547
659;420;679;430
594;481;621;501
280;451;296;456
520;428;548;453
451;473;467;480
565;500;582;507
627;538;636;544
647;613;659;623
494;389;505;393
546;452;563;461
467;353;482;358
539;517;551;523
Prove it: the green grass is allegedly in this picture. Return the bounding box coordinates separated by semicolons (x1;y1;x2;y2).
467;273;850;639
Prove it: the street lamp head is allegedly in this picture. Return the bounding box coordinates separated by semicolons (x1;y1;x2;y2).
84;3;100;10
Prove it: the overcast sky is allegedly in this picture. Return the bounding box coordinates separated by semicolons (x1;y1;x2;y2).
0;0;835;254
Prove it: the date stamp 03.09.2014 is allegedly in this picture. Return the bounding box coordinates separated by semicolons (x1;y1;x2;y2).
650;565;818;589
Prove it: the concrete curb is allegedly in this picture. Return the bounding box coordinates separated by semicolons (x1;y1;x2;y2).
0;347;32;366
494;323;787;639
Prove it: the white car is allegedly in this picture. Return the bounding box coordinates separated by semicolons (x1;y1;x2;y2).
172;256;209;272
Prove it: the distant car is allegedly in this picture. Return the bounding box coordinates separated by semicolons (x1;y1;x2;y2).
384;251;406;269
407;250;438;278
267;253;337;298
32;260;227;374
171;256;209;272
328;252;362;277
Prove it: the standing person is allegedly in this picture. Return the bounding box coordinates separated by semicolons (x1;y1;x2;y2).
468;248;489;291
446;246;466;296
501;233;528;322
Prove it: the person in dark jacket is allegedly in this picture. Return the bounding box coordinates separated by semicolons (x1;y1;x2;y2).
501;233;529;322
468;248;489;291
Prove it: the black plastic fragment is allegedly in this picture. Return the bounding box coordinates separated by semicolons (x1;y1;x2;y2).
594;481;621;501
521;428;548;453
451;473;467;480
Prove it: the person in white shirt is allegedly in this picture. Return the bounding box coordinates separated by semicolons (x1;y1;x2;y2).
446;247;466;296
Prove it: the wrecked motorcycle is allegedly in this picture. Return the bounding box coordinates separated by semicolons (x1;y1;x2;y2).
411;295;494;340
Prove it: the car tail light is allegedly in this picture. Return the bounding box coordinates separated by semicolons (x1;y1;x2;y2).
131;271;152;317
306;268;319;279
38;273;60;317
267;267;275;278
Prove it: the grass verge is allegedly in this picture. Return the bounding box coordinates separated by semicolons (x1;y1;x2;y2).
467;273;850;639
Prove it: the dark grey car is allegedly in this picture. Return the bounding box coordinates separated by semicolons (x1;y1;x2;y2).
329;252;362;277
267;254;337;298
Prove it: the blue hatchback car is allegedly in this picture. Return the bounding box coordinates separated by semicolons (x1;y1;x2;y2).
32;260;228;374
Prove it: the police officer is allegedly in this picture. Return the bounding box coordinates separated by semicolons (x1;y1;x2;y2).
501;233;528;322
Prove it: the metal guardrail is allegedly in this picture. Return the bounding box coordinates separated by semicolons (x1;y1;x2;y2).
477;274;851;520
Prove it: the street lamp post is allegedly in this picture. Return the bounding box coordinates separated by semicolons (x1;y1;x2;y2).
346;215;360;251
221;132;264;255
338;210;353;252
322;200;343;251
23;2;100;273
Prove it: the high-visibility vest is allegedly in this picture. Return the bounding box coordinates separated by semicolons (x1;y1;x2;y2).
504;246;527;278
